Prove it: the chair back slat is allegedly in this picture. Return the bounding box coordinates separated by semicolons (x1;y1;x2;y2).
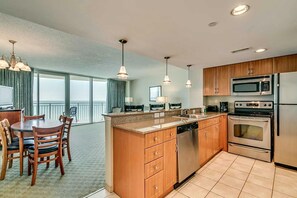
58;115;73;139
24;114;45;122
0;119;12;145
32;124;64;152
0;124;8;149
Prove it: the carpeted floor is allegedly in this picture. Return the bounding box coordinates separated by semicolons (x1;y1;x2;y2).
0;122;105;198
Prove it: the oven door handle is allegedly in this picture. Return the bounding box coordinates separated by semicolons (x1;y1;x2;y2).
229;117;269;122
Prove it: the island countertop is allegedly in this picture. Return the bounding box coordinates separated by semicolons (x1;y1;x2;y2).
114;112;226;134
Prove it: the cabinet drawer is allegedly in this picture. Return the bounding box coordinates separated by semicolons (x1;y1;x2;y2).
199;117;220;129
163;128;176;142
145;131;163;148
145;157;164;179
145;171;164;198
145;144;164;163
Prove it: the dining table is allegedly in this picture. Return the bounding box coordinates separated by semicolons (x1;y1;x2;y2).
11;119;63;176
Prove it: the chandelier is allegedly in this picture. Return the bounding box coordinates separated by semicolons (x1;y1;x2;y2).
0;40;31;72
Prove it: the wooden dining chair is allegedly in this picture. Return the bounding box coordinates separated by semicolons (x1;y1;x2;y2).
24;114;45;122
0;119;34;180
58;115;73;161
28;124;65;186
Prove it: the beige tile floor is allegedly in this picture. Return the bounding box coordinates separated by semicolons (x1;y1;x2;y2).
86;151;297;198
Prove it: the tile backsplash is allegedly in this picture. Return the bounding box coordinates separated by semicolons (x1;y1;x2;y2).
204;95;274;112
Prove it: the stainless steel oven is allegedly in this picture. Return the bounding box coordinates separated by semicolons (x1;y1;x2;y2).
231;75;273;96
228;116;271;149
228;101;273;162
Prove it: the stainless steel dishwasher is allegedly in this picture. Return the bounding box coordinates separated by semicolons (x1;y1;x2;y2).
176;121;199;183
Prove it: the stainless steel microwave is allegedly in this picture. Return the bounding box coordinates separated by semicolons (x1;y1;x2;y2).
231;75;273;96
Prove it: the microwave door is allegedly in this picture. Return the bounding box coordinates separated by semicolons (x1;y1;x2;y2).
232;82;260;96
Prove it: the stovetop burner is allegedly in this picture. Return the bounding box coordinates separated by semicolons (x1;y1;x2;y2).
228;101;274;117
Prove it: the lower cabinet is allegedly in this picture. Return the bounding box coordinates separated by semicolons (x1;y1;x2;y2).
113;127;176;198
163;138;177;192
198;116;226;166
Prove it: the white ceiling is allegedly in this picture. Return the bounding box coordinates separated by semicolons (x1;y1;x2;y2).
0;0;297;79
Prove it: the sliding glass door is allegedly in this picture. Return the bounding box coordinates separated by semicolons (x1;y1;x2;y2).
93;79;107;122
34;73;65;119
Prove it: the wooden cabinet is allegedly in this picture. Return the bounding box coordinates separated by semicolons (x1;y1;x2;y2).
0;109;23;140
231;58;273;78
163;138;177;193
113;127;176;198
219;115;228;152
198;116;226;166
273;54;297;73
203;67;216;96
203;66;230;96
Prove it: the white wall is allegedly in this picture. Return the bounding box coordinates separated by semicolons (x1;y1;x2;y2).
130;65;190;109
189;67;204;108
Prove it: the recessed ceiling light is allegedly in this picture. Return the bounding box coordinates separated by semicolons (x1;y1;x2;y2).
208;22;218;27
231;5;250;16
255;48;267;53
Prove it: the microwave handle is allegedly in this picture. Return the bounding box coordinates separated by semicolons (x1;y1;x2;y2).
259;81;262;94
229;117;269;122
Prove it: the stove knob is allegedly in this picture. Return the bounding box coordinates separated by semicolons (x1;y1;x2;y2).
268;104;272;106
264;104;267;107
240;104;242;106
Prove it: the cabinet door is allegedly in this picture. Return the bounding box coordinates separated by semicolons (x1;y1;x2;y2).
219;115;228;151
198;129;207;166
230;62;250;78
249;58;273;76
163;139;177;191
273;54;297;73
206;128;214;161
203;67;216;96
217;65;231;96
212;124;220;154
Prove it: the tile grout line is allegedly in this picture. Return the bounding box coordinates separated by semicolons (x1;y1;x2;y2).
203;153;239;197
237;158;256;198
271;164;277;198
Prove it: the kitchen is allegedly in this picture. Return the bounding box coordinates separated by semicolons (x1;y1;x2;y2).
0;1;297;198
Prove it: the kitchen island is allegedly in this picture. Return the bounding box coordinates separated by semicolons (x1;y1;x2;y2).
103;109;227;198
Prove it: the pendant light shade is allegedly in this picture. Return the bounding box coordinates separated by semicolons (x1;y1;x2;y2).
186;65;192;88
117;39;128;80
163;57;171;84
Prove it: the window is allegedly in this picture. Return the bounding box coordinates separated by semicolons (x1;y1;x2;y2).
93;79;107;122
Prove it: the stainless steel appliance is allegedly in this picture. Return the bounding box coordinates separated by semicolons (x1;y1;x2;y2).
176;122;199;183
228;101;273;162
274;72;297;168
231;75;273;96
220;102;228;112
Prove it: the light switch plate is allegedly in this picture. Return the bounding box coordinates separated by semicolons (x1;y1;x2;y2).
154;113;160;118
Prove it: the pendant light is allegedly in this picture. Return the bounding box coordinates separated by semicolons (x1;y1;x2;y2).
186;65;192;88
117;39;128;80
163;56;171;84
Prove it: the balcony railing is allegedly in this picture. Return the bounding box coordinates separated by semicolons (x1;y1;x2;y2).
33;101;106;123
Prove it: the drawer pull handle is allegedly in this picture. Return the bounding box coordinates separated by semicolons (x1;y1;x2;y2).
154;151;158;156
154;185;158;190
154;137;158;141
170;132;173;136
154;165;159;170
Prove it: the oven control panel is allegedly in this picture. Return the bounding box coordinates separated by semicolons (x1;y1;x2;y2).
234;101;273;109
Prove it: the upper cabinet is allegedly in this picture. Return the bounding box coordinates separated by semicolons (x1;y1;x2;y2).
203;65;230;96
273;54;297;73
231;58;273;78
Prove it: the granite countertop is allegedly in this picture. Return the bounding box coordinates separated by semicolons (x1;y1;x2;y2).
114;112;226;134
102;109;181;117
